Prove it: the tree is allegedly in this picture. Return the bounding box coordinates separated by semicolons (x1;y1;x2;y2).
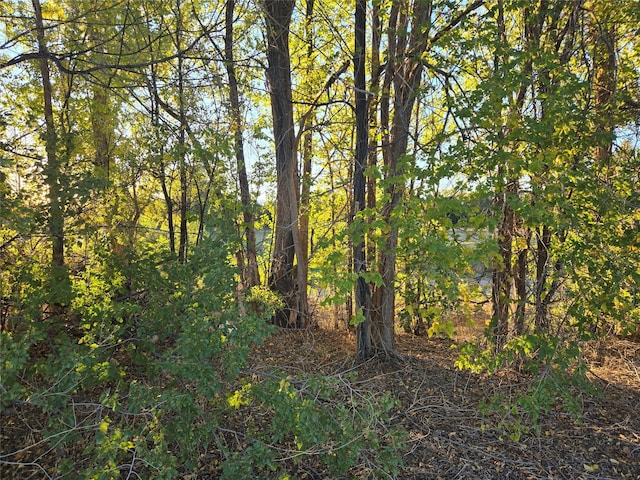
353;0;371;359
371;0;483;356
224;0;260;288
31;0;72;312
262;0;305;327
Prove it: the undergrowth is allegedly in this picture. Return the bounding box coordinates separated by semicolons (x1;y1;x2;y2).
0;239;405;479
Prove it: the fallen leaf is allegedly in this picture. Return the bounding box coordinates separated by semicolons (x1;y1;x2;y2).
583;464;599;472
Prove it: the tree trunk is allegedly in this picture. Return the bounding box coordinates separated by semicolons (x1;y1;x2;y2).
371;0;482;356
86;9;114;181
298;0;314;318
375;0;433;356
225;0;260;287
354;0;371;359
32;0;69;310
366;0;381;265
176;0;189;264
263;0;305;327
514;226;530;336
528;1;579;333
146;61;176;255
534;225;551;331
492;175;515;351
590;2;616;168
90;85;112;179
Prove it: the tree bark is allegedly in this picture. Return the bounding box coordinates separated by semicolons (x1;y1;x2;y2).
534;225;551;331
375;0;434;356
590;2;616;168
90;85;112;178
32;0;69;310
354;0;371;359
176;0;189;264
492;178;515;350
225;0;260;287
514;226;530;336
263;0;305;327
367;0;381;265
371;0;482;356
298;0;314;318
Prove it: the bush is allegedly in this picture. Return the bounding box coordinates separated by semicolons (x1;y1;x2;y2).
1;239;405;478
456;332;594;440
222;373;406;479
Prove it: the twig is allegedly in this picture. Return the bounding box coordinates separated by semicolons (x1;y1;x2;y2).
0;460;53;479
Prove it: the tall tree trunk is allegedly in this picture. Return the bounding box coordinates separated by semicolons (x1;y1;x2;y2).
176;0;189;264
371;0;399;355
225;0;260;287
489;0;511;350
32;0;69;310
354;0;371;359
144;20;176;255
86;11;114;181
195;175;213;246
90;85;112;179
371;0;398;345
529;1;579;333
534;225;551;331
298;0;314;317
263;0;305;327
376;0;433;356
367;0;381;265
159;164;176;256
372;0;482;356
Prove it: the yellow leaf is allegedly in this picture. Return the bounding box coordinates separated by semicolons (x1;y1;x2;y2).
99;419;109;434
583;464;599;472
227;384;252;408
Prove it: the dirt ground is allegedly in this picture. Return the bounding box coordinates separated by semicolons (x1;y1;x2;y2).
2;323;639;479
248;326;640;479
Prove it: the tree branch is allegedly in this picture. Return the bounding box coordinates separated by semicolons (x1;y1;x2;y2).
430;0;484;46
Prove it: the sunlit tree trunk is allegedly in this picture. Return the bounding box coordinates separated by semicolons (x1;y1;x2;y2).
299;0;314;316
32;0;69;311
263;0;306;327
225;0;260;287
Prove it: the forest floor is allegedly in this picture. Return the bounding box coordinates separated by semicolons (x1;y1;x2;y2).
2;318;639;479
242;323;640;479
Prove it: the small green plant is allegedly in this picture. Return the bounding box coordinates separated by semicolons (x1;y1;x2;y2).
457;332;594;441
246;285;284;318
223;372;406;479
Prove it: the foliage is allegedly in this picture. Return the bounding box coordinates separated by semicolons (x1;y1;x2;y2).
0;241;250;474
456;332;595;440
1;0;639;475
223;373;406;479
0;237;406;478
